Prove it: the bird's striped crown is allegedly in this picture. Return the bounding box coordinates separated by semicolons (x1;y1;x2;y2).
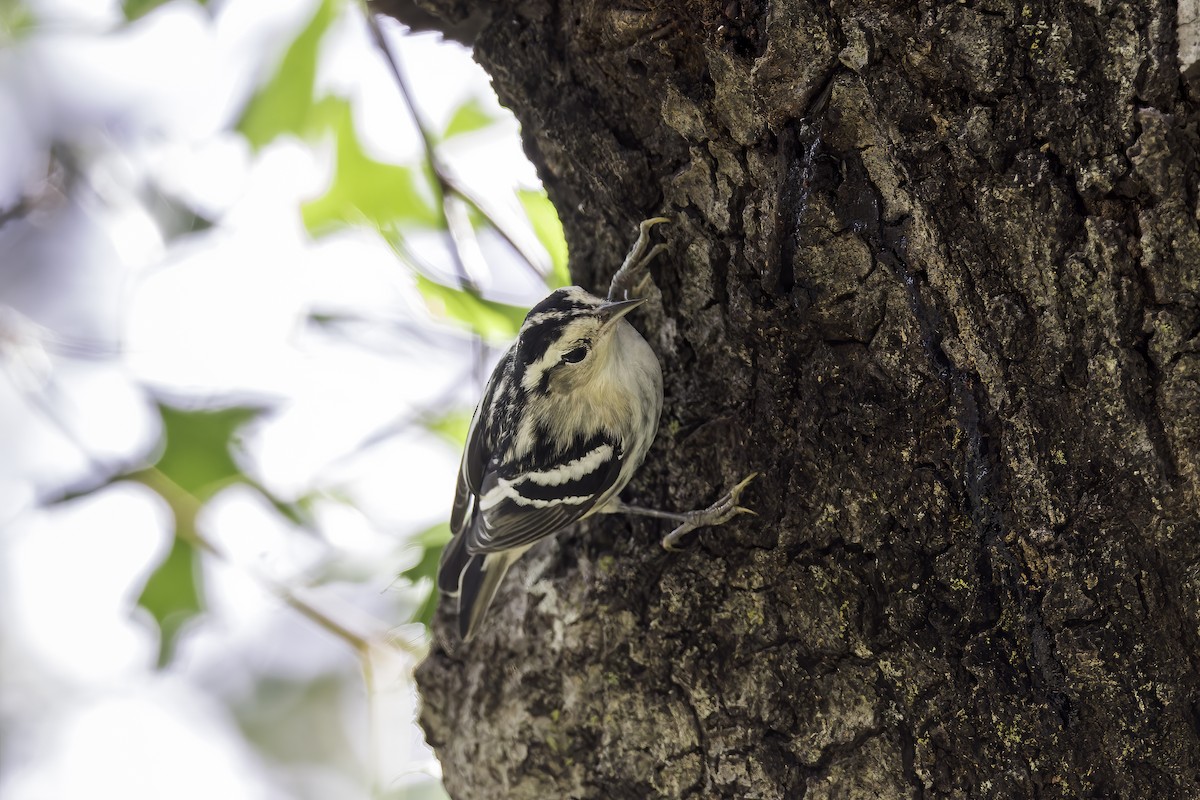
515;287;607;370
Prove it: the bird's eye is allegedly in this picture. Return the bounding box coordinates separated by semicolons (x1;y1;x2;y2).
562;346;588;364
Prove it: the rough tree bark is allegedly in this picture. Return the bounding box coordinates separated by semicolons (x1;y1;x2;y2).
392;0;1200;796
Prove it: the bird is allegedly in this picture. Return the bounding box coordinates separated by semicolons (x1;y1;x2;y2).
437;218;756;641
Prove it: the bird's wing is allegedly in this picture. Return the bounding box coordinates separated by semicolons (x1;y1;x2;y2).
442;353;514;597
466;435;625;554
449;354;510;537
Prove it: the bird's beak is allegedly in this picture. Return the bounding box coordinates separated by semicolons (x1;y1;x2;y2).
598;297;646;333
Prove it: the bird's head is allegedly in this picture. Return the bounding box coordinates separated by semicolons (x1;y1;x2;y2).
515;287;645;396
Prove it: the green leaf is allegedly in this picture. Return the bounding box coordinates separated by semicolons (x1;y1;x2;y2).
442;98;497;139
415;275;527;342
156;403;265;499
0;0;35;40
134;401;268;666
236;0;340;150
426;407;474;446
400;523;452;628
123;0;170;20
302;98;440;235
124;0;210;21
517;188;570;288
137;535;203;667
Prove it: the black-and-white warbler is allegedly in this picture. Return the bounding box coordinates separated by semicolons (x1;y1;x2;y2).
438;218;756;641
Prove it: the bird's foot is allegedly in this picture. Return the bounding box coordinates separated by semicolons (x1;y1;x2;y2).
661;472;759;551
608;216;671;302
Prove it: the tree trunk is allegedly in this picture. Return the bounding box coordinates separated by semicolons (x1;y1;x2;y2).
400;1;1200;796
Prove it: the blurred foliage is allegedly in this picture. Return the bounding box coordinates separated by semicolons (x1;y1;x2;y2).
441;97;498;139
136;535;203;667
1;1;553;794
414;274;527;341
237;673;358;767
400;523;453;628
229;0;569;667
155;403;263;499
40;0;570;666
123;0;208;22
236;0;340;149
139;183;216;241
233;0;569;344
26;0;579;669
0;0;34;41
518;188;571;288
301;98;441;234
426;407;473;446
133;403;266;663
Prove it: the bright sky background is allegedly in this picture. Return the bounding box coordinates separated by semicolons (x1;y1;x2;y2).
0;1;552;797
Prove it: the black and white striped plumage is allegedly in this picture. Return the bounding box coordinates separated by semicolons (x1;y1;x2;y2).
437;286;663;640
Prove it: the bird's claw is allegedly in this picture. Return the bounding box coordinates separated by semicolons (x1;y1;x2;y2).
609;216;671;302
661;472;759;551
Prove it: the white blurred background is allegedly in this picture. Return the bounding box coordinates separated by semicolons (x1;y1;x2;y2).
0;1;562;797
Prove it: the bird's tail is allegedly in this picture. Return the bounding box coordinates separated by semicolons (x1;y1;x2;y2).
455;551;518;641
437;531;518;641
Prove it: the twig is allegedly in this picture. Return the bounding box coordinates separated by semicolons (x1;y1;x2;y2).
443;174;553;279
360;5;552;284
361;7;476;292
129;466;425;658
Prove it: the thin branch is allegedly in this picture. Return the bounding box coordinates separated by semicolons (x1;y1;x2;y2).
129;466;425;658
22;381;426;659
367;0;484;47
12;371;139;508
441;174;552;279
361;6;476;293
360;5;551;285
0;196;33;228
